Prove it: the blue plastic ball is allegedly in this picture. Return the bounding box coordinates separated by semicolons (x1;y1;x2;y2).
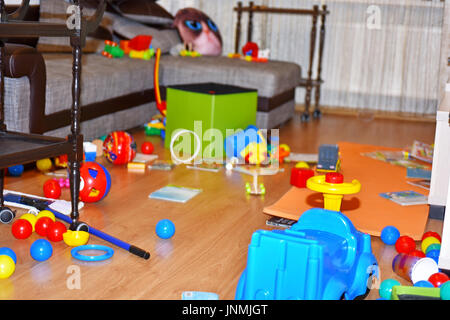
414;280;434;288
155;219;175;239
380;226;400;245
426;249;440;264
440;281;450;300
30;239;53;261
0;247;17;264
379;278;401;300
8;164;24;177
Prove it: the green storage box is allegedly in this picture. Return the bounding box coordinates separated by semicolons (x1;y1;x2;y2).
165;82;257;162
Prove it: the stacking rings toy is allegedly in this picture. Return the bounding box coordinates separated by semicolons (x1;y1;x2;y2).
71;244;114;262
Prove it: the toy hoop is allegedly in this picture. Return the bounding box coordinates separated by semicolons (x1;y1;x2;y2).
170;129;201;164
71;244;114;262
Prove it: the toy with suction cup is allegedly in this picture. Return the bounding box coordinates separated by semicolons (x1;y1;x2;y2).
306;172;361;211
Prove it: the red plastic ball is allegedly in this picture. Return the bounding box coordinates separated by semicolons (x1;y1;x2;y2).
46;221;67;242
422;231;442;243
43;179;61;199
428;272;450;288
79;162;111;203
103;131;136;165
141;141;154;155
409;249;426;258
35;217;55;237
11;219;33;239
395;235;416;254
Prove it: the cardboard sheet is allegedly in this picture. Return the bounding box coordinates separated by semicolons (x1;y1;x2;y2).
263;142;431;240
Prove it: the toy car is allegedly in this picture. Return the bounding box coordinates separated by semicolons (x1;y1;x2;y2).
235;207;378;300
316;144;340;173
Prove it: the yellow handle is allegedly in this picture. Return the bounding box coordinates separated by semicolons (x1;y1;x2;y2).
307;175;361;195
307;175;361;211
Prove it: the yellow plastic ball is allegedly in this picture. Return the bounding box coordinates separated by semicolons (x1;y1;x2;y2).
421;236;441;253
19;213;37;232
0;255;15;279
295;161;310;169
36;210;56;222
36;158;52;172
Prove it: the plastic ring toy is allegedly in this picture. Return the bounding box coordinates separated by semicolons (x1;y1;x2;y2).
71;244;114;262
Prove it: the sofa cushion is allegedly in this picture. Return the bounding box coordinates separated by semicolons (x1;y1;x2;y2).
110;13;181;54
37;0;114;53
109;0;174;26
42;53;155;115
159;56;301;98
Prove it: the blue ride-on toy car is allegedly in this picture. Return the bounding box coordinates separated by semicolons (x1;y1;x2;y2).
235;207;379;300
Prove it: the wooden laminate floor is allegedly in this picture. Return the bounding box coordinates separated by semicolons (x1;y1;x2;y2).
0;112;439;300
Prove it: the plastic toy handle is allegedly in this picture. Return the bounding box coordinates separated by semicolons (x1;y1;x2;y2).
307;175;361;195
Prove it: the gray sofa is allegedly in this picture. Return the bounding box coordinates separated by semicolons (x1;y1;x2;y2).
3;2;302;141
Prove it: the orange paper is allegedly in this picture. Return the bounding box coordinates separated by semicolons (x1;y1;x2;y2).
263;142;430;240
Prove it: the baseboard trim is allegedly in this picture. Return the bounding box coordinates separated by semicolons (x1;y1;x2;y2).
295;105;436;123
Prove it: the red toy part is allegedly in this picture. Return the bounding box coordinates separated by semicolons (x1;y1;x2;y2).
428;272;450;288
290;168;315;188
141;142;154;155
35;217;55;237
103;131;137;165
47;221;67;242
153;48;166;116
242;41;259;58
408;249;426;258
11;219;33;239
325;172;344;184
79;162;111;203
129;35;152;51
43;179;61;199
422;231;442;243
395;235;416;254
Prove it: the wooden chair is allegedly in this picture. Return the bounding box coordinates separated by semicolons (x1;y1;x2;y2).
233;1;329;121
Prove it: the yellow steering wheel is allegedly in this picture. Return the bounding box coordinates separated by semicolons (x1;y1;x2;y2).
307;173;361;211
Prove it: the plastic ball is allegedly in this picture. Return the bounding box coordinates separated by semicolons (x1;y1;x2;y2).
440;281;450;300
141;141;154;155
36;158;52;172
36;210;55;222
43;179;61;199
155;219;175;239
0;255;15;279
30;239;53;261
409;250;426;258
46;221;67;242
426;249;440;264
35;217;54;237
8;164;24;177
428;272;450;288
103;131;137;165
425;243;441;254
422;231;442;243
413;280;434;288
379;278;401;300
19;213;37;232
0;248;17;264
421;236;441;253
11;219;33;239
380;226;400;245
79;162;111;203
395;235;416;254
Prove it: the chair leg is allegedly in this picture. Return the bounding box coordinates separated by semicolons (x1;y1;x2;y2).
301;85;312;122
313;84;322;119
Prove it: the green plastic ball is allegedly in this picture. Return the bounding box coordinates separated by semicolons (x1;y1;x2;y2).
379;278;400;300
440;281;450;300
